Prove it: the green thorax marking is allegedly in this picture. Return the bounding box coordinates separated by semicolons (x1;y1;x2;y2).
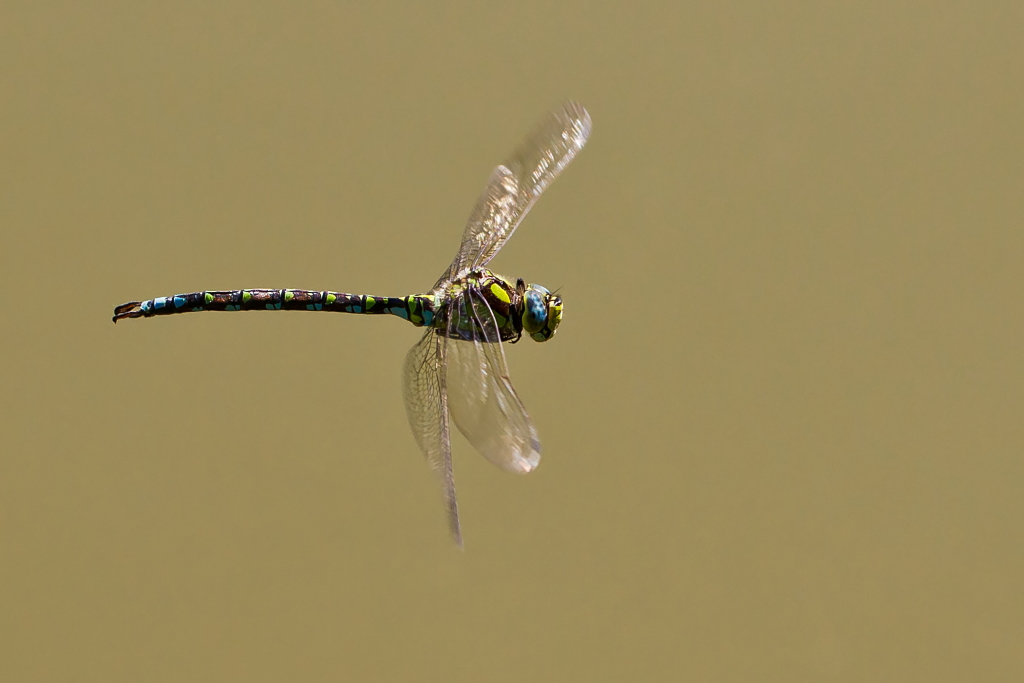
435;269;522;342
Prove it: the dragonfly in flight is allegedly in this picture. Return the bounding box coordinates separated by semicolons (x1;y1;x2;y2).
113;101;592;544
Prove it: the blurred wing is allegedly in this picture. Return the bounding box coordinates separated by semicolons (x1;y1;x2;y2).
437;101;592;287
446;288;541;474
435;165;518;290
402;329;462;546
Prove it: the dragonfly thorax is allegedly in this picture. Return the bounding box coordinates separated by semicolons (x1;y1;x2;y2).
435;269;562;343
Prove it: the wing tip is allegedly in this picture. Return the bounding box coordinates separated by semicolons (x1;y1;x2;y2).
560;100;593;139
514;443;542;474
449;518;464;548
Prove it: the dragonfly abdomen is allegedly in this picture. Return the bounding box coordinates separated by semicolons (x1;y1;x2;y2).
112;289;438;327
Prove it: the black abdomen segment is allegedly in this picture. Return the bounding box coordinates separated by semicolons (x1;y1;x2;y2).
112;289;437;327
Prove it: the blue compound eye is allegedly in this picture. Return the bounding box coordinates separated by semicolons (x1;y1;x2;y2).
523;289;548;335
521;284;561;342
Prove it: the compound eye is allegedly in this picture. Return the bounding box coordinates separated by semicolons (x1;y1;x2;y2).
523;290;548;335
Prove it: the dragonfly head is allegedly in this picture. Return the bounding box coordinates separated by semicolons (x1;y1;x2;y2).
520;282;563;342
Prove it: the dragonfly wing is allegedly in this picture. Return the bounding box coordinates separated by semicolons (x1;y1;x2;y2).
476;100;591;267
435;165;519;290
402;328;462;546
446;288;541;474
436;101;592;287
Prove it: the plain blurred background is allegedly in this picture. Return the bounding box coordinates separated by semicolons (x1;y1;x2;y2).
2;2;1022;680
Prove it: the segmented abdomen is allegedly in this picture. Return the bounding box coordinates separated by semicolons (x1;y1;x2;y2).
112;289;437;327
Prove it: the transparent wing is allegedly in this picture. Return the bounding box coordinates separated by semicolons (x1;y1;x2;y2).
436;101;592;288
435;166;518;290
446;288;541;474
402;329;462;546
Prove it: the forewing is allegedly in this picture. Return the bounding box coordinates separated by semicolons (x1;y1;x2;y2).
446;288;541;474
402;329;462;545
435;166;518;290
437;101;592;287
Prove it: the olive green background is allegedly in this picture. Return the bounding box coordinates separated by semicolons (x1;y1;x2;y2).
2;2;1021;680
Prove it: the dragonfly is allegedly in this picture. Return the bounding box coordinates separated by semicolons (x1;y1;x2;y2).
112;101;591;545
